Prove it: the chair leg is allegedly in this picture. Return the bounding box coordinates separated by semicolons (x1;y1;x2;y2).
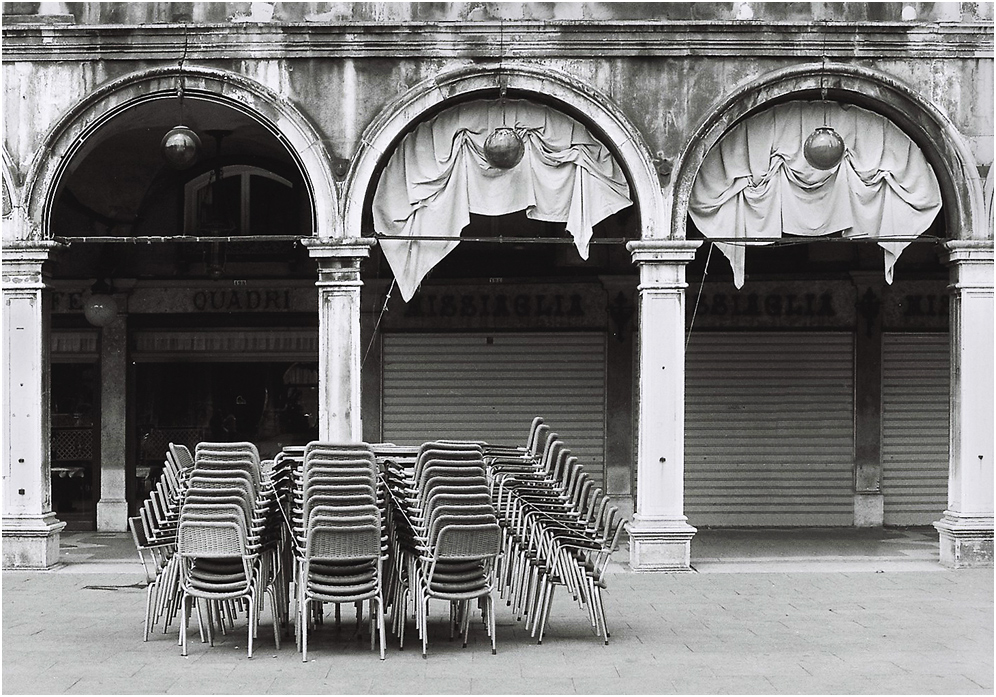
537;583;555;645
489;593;496;655
377;596;387;660
301;597;309;662
143;584;154;642
461;600;472;648
180;595;189;656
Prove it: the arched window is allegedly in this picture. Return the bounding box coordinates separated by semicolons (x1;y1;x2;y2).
184;165;294;236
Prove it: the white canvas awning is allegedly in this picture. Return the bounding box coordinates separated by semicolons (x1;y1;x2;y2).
689;101;942;288
373;99;633;301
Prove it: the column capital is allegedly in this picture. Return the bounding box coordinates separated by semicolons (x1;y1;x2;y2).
627;239;701;265
943;239;994;265
944;240;994;291
303;236;376;261
1;240;65;288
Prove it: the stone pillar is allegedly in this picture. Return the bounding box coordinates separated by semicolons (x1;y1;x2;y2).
600;275;637;522
626;240;701;572
2;241;66;568
96;311;128;531
304;238;374;442
851;273;885;527
934;241;994;568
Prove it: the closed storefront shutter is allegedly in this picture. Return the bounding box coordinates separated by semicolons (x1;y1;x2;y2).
881;332;950;526
382;332;606;488
685;332;855;526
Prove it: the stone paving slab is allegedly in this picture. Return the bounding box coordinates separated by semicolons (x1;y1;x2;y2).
3;561;992;695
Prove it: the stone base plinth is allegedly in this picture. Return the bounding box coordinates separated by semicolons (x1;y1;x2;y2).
934;514;994;568
628;517;696;572
97;498;129;532
2;514;66;569
853;493;884;527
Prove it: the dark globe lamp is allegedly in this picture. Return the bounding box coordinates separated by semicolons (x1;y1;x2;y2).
83;280;118;327
484;127;525;169
161;125;202;170
804;126;845;170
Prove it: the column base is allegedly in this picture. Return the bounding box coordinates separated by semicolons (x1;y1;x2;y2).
628;516;696;572
2;513;67;569
853;493;884;527
934;514;994;568
96;498;129;532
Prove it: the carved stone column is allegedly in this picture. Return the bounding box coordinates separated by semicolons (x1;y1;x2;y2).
96;308;128;531
2;241;66;568
934;241;994;568
304;238;374;442
627;239;701;571
850;272;885;527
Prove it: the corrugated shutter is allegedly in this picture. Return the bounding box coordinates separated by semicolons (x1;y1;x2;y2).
382;332;606;488
685;332;855;526
881;332;950;525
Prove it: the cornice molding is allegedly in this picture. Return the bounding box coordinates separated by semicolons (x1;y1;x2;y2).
2;22;992;61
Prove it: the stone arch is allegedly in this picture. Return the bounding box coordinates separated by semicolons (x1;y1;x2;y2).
342;63;666;240
671;62;987;242
21;65;340;241
2;147;19;230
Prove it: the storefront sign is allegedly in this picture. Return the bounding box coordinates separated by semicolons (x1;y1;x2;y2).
686;281;855;329
52;284;319;314
379;283;607;330
882;280;949;330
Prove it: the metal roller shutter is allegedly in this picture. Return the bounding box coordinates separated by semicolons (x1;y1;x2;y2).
685;332;855;526
881;332;950;526
382;332;606;488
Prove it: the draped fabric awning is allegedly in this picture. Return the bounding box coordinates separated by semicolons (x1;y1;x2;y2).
689;101;942;288
372;99;633;301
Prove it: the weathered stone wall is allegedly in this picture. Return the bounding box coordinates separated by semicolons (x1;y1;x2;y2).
2;3;992;240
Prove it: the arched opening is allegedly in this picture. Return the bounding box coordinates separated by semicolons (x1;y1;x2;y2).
36;69;334;530
350;67;658;505
676;67;976;532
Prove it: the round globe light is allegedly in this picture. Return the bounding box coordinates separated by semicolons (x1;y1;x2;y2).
483;127;525;169
83;293;118;327
804;126;845;170
161;125;202;170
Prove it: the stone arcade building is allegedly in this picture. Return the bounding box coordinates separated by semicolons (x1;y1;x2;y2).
2;2;993;571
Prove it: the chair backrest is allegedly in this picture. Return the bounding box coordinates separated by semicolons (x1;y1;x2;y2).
432;522;501;561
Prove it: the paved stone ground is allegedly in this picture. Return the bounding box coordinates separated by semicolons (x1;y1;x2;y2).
2;529;992;695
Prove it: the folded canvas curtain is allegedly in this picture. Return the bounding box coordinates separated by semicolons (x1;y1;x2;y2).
688;101;942;288
373;99;633;301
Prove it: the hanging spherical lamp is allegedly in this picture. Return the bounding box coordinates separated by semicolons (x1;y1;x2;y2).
804;126;845;170
161;125;201;170
483;127;524;169
83;280;118;327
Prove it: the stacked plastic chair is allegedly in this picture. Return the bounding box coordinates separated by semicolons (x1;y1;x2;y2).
488;420;626;645
176;441;284;658
294;442;386;661
130;442;194;640
386;441;501;658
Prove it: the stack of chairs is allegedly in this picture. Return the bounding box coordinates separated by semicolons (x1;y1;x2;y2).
386;441;502;658
488;421;627;645
176;441;284;658
294;442;386;661
131;442;194;640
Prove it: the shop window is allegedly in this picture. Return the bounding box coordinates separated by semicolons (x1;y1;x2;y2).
184;166;294;236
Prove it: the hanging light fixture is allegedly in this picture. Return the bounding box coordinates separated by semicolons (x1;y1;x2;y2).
161;124;201;170
161;30;200;170
483;25;524;170
83;279;118;327
804;52;845;170
484;125;524;169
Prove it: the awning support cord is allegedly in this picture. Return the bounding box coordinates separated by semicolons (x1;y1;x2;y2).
361;278;395;369
685;241;714;353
